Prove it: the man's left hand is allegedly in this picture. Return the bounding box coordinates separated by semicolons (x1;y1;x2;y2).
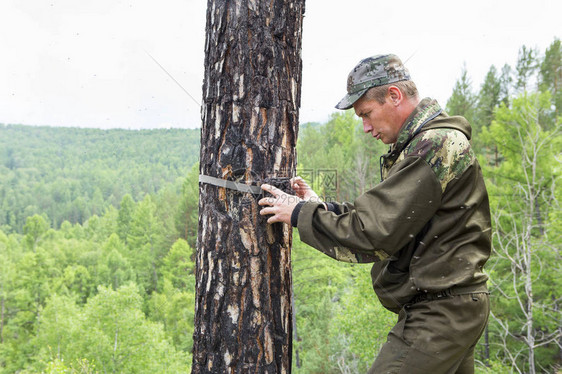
259;184;302;224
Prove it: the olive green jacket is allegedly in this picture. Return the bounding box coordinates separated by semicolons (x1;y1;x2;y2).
296;98;491;313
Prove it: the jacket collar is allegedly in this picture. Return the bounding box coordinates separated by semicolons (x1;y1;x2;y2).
380;98;442;179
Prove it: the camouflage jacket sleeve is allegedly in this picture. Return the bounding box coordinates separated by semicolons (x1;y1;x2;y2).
296;156;443;263
404;128;474;193
296;128;474;263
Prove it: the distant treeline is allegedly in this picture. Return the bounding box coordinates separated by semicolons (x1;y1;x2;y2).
0;124;200;233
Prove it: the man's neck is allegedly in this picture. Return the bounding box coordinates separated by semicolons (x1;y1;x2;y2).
397;96;421;127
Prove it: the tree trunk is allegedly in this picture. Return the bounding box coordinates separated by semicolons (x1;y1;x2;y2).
192;0;305;372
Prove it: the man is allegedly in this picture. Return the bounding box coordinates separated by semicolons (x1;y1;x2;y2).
259;54;491;373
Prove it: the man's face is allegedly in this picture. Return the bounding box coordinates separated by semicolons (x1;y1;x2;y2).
353;96;401;144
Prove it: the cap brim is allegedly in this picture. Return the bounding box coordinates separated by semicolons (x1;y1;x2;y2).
335;88;368;110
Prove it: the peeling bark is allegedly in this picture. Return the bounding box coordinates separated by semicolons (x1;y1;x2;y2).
192;0;305;372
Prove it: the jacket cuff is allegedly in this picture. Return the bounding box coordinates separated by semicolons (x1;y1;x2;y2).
296;201;324;242
291;201;306;227
324;202;341;214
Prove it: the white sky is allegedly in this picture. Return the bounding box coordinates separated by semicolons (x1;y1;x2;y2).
0;0;560;129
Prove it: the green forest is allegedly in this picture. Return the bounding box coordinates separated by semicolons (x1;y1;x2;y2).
0;126;200;233
1;39;561;373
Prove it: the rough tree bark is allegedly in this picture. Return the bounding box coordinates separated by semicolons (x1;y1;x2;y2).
192;0;305;373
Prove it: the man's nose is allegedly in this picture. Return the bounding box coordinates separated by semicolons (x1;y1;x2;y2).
362;119;372;133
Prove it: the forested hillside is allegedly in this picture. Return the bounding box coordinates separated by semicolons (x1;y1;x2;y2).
0;39;560;373
0;125;200;233
0;123;203;372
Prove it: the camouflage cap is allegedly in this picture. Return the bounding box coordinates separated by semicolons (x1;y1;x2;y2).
335;54;411;110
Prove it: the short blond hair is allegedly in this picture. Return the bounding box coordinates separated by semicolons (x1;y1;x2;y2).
363;81;419;104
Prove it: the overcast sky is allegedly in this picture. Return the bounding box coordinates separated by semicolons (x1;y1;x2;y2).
0;0;560;130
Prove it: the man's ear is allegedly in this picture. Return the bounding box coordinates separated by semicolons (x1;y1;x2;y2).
387;86;402;106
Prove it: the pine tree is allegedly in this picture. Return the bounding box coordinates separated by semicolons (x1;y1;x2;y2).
117;194;135;243
499;63;513;106
193;0;305;371
515;45;539;93
446;64;477;124
539;38;562;119
127;195;165;294
476;66;501;132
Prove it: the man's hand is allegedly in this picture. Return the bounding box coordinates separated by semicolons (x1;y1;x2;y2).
291;177;319;201
259;184;302;224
